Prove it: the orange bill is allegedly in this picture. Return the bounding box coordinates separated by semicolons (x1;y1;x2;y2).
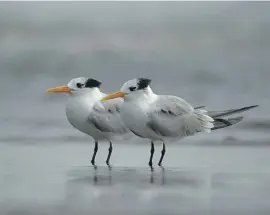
101;91;127;101
46;85;71;93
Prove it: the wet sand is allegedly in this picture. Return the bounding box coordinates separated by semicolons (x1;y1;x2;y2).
1;142;270;215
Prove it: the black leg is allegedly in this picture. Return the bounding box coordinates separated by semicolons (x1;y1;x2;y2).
106;141;113;167
158;142;166;166
91;140;98;166
148;141;155;168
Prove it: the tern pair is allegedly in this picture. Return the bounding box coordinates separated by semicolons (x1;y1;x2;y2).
47;77;258;168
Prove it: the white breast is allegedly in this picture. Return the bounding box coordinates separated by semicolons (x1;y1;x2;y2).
66;95;91;131
65;93;106;140
120;99;160;140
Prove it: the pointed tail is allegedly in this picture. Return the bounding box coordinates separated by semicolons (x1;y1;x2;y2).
212;117;244;130
207;105;258;118
194;106;205;110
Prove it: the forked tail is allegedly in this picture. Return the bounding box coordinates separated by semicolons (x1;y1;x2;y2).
212;116;244;130
207;105;258;118
208;105;258;130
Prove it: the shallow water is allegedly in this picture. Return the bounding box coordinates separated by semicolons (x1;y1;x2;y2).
1;142;270;215
1;2;270;215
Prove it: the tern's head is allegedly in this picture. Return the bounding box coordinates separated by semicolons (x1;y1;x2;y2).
101;78;152;101
46;77;102;94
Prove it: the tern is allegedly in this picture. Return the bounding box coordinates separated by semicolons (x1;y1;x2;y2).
102;78;258;168
46;77;132;167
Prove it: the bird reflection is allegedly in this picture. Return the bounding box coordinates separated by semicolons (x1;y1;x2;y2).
149;167;166;185
66;164;208;200
161;167;166;185
89;166;167;186
92;166;112;185
92;169;98;184
150;168;154;184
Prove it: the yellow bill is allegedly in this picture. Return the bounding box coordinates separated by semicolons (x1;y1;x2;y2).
101;90;127;101
46;85;71;93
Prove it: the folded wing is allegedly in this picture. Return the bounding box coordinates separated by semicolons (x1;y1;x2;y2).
147;96;214;138
88;98;130;135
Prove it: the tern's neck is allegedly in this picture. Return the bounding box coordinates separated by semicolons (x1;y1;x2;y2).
70;87;104;100
125;86;156;102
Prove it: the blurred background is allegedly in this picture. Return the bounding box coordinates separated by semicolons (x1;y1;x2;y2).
1;2;270;215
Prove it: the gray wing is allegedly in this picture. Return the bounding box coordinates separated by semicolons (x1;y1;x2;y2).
88;98;129;134
147;96;214;137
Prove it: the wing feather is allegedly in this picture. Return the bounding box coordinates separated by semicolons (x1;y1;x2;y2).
88;98;129;134
147;96;214;138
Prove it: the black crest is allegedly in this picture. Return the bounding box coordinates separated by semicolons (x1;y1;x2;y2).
137;78;151;89
85;78;102;88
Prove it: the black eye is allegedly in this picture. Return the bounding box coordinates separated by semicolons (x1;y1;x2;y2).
77;83;83;88
129;87;136;91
